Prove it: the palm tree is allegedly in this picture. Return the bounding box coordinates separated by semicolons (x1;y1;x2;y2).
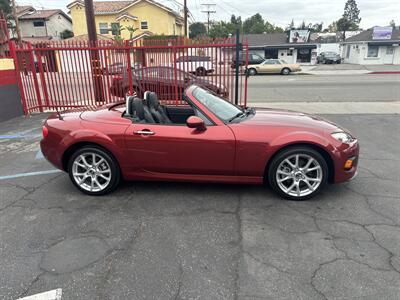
125;25;138;40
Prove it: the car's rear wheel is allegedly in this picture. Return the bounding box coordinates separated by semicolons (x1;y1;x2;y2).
68;146;120;196
281;68;291;75
247;68;257;76
268;146;328;200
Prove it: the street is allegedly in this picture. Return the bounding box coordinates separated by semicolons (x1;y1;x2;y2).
1;111;399;299
247;74;400;102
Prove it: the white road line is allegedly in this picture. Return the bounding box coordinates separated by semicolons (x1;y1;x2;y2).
0;170;62;180
18;289;62;300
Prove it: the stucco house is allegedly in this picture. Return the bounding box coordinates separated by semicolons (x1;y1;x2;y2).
16;6;72;40
341;29;400;65
242;33;318;65
67;0;184;40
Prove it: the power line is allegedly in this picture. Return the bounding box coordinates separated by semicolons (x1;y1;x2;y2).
201;3;216;32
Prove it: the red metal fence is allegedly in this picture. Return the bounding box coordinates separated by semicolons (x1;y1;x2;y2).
14;38;248;113
1;13;248;114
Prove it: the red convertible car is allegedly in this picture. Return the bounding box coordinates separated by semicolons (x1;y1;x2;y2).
40;85;359;200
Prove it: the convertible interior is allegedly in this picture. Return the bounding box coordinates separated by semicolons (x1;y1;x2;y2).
125;91;198;125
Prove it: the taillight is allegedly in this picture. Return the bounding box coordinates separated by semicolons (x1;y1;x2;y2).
42;126;49;139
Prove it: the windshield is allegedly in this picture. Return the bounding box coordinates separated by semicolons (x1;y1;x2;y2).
192;87;243;122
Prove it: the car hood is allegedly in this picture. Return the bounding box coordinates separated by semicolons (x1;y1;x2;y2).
241;108;345;133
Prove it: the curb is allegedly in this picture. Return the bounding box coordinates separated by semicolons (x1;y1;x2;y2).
369;71;400;74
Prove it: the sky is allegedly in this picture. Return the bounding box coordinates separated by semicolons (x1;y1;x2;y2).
15;0;400;30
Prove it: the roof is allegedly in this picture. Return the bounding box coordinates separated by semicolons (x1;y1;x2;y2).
67;0;182;19
18;9;72;22
65;34;113;41
242;33;288;47
16;6;35;16
116;12;138;21
345;29;400;43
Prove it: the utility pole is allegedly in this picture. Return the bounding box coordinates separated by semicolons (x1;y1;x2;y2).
183;0;188;37
11;0;21;41
84;0;104;102
201;3;216;33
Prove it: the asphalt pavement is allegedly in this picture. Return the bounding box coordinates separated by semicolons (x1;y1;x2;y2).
247;74;400;102
0;112;399;300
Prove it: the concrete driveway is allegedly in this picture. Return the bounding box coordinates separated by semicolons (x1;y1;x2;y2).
0;113;399;300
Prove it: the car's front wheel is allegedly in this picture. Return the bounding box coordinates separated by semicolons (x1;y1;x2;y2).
68;146;121;196
281;68;291;75
268;146;328;200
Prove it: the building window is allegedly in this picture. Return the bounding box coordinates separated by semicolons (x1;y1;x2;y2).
367;45;379;58
33;21;45;27
141;21;148;30
99;23;108;34
111;23;120;35
287;49;293;56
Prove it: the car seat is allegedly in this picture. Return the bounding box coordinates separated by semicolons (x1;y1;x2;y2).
146;92;172;124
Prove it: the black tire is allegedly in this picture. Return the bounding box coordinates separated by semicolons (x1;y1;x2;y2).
67;146;121;196
267;146;328;201
247;68;257;76
196;67;206;76
281;68;291;75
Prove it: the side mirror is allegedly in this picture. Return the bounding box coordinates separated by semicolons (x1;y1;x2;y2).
186;116;206;131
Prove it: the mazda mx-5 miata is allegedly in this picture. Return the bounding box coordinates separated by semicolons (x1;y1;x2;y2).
40;85;359;200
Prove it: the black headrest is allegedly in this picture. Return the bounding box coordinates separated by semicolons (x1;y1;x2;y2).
148;92;159;109
133;98;145;120
126;96;135;116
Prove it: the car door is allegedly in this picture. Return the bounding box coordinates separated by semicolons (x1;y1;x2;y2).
258;60;277;73
123;121;236;176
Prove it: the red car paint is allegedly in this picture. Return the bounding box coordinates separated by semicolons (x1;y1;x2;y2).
40;85;359;185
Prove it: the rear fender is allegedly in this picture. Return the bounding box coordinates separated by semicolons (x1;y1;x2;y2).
61;129;125;169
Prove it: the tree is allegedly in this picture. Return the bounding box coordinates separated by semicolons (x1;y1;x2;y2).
0;0;12;15
390;19;396;29
343;0;361;30
337;17;352;41
189;22;207;38
287;19;295;30
125;25;138;40
60;29;74;39
325;21;338;33
230;14;242;26
243;13;265;34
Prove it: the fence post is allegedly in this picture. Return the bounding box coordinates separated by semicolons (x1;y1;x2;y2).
234;28;241;105
36;49;49;108
173;45;178;105
125;41;134;96
9;41;28;115
26;43;43;112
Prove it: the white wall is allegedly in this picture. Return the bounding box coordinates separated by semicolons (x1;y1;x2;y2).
343;43;400;65
20;20;46;37
47;14;72;39
19;14;72;39
316;43;340;55
278;49;296;64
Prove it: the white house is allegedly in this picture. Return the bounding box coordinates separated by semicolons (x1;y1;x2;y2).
341;29;400;65
16;6;72;40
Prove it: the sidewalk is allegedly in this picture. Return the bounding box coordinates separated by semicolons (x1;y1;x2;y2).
300;63;400;75
252;101;400;114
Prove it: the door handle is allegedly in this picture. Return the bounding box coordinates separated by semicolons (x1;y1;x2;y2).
134;130;155;136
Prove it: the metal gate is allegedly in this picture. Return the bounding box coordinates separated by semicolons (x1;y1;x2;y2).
11;35;248;114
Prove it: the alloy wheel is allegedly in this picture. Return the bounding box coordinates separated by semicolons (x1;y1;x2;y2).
72;152;112;192
275;154;323;197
